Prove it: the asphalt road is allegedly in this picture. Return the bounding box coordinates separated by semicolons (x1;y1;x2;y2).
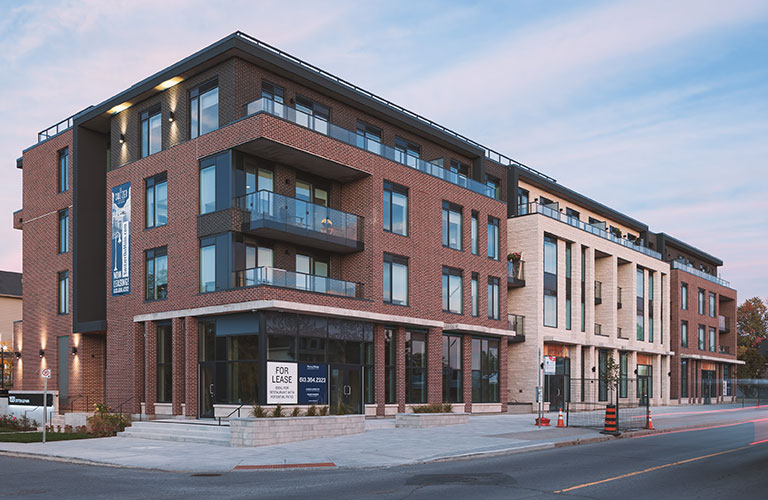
2;418;767;499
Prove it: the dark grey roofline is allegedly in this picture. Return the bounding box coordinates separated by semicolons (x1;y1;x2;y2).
515;166;649;232
656;232;723;267
16;157;22;169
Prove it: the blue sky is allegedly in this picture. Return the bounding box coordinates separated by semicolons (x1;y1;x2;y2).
1;0;766;300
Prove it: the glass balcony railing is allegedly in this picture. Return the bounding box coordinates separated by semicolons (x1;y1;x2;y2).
515;202;662;260
718;315;732;333
670;260;731;288
719;345;731;355
245;97;496;198
235;190;363;248
232;267;363;299
508;314;525;336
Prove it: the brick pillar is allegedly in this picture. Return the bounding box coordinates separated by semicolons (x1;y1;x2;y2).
133;322;145;414
427;327;442;405
463;335;473;413
184;316;198;417
499;336;508;412
396;326;406;413
144;321;157;415
171;317;185;415
374;324;386;416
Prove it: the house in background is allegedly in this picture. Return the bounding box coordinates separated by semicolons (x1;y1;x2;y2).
0;271;22;344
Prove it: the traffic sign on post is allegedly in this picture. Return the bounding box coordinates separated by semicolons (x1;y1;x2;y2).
41;368;51;379
41;368;50;443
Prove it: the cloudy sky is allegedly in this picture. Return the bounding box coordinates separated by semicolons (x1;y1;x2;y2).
1;0;766;300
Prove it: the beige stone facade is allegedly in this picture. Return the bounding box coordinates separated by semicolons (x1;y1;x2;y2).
0;296;22;344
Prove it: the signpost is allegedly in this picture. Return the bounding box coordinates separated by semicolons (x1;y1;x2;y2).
40;368;51;444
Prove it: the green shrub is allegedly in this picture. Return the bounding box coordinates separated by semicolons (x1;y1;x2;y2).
87;410;131;437
306;405;317;417
0;415;37;431
272;404;284;418
442;403;453;413
251;405;267;418
318;406;328;416
290;407;301;417
411;403;450;413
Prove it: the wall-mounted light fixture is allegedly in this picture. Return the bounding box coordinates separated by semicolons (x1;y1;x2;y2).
168;111;175;122
119;134;125;144
71;347;78;356
15;352;21;359
591;366;596;372
39;349;45;358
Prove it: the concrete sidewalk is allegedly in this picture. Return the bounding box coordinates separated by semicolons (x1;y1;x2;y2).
0;404;763;472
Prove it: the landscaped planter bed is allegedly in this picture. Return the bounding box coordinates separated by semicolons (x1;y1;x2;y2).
395;412;469;428
229;414;365;447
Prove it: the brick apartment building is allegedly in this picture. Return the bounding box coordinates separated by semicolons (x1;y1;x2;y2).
12;32;738;418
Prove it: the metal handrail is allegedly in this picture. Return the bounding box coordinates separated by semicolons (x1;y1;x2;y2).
232;266;363;299
116;396;135;417
670;260;731;288
37;114;76;143
219;401;251;426
234;32;556;184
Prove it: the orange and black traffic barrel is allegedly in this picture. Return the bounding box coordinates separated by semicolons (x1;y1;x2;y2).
603;404;617;433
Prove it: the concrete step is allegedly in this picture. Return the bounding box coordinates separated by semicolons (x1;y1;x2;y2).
118;421;231;446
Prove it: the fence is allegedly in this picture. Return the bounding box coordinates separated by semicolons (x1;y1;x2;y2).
734;379;768;407
562;377;650;431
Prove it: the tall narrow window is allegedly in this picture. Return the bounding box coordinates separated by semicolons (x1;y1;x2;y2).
487;277;500;320
199;163;216;214
709;327;716;352
698;325;705;350
681;283;688;310
681;321;688;347
471;211;479;255
442;267;463;314
648;272;654;343
471;273;479;317
543;236;557;327
709;292;716;317
140;105;162;157
442;334;463;403
681;360;689;398
698;288;705;315
581;247;586;332
619;352;628;398
145;246;168;301
565;242;572;330
442;201;463;250
356;121;381;154
472;338;499;403
58;147;69;193
200;240;216;293
383;181;408;236
517;187;529;215
394;137;421;167
190;81;219;139
487;216;499;260
261;81;285;117
156;323;172;403
58;271;69;315
383;253;408;306
145;172;168;228
58;208;69;253
405;331;426;404
636;269;645;341
384;329;396;403
485;174;501;200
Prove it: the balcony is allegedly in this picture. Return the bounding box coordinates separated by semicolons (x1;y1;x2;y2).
719;345;731;355
508;314;525;336
245;97;497;198
595;323;606;336
235;191;364;254
594;281;603;305
618;327;628;339
617;286;622;309
670;260;731;288
718;315;731;334
232;267;363;299
515;202;662;260
507;260;525;287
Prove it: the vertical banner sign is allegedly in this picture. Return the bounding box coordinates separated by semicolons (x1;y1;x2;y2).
543;356;557;375
111;182;131;295
267;361;297;404
298;363;328;404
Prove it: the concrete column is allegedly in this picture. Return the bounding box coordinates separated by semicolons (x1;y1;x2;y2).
396;326;406;413
132;322;145;415
427;327;443;404
171;317;185;415
374;324;386;416
184;316;198;417
463;335;473;413
144;321;157;415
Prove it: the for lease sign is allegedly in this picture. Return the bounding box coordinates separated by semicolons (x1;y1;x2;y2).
266;361;297;404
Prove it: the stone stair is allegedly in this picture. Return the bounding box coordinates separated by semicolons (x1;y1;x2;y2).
49;413;66;428
118;420;231;446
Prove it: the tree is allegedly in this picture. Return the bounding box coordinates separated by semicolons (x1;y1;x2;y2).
737;346;766;380
737;297;768;348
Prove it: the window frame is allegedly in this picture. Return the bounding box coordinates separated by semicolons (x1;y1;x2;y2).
58;208;69;254
156;322;173;403
485;174;501;200
442;266;463;314
140;104;162;158
442;201;463;251
189;79;219;139
442;333;463;403
681;320;688;347
449;159;470;177
471;272;479;317
145;246;169;301
383;253;409;306
383;181;409;236
708;292;716;317
487;276;500;320
199;238;216;293
681;282;688;310
145;172;168;228
487;216;500;260
698;288;705;315
471;337;500;403
57;147;69;193
57;270;69;315
394;136;421;167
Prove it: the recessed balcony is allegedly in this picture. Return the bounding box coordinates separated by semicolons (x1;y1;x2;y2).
507;260;526;288
718;345;731;355
508;314;525;337
235;191;364;254
232;267;363;299
617;286;622;309
718;315;731;333
594;281;603;305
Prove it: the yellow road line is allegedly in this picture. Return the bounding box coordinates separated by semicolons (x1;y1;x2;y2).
554;445;752;493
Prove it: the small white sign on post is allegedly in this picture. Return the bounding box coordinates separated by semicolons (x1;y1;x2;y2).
543;356;557;376
41;368;51;444
266;361;298;404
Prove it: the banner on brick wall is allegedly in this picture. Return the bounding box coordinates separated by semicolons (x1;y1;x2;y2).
111;182;131;295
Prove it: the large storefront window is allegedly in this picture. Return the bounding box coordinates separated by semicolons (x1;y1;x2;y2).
156;322;172;403
472;337;499;403
619;352;628;398
406;331;427;404
385;328;396;404
442;334;463;403
544;350;570;410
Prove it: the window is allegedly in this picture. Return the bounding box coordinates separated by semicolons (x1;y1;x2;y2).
57;271;69;314
581;247;586;332
58;147;69;193
394;137;420;167
383;181;408;236
487;277;500;320
442;267;463;314
449;159;469;177
200;240;216;292
356;121;381;154
487;217;499;260
698;288;705;315
566;207;580;222
709;327;716;352
384;328;396;404
681;360;689;398
190;81;219;139
698;325;705;350
156;323;172;403
619;352;628;398
517;187;529;215
681;283;688;310
472;337;499;403
199;163;216;214
383;253;408;306
471;211;479;255
443;334;463;403
442;201;463;250
709;292;716;317
145;172;168;228
648;272;654;343
681;321;688;347
405;331;426;404
58;208;69;253
544;236;557;327
145;246;168;301
261;81;285;116
471;273;479;317
295;95;329;134
485;174;500;200
565;243;572;330
140;105;162;157
637;269;645;341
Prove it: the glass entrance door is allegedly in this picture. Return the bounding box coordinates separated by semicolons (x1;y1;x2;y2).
199;363;216;418
329;365;362;414
702;370;715;404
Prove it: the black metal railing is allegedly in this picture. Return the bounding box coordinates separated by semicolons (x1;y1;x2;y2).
37;114;76;143
232;267;363;299
219;402;251;426
594;281;603;305
719;345;732;355
670;260;731;288
508;314;525;335
507;260;525;285
594;323;604;336
718;315;732;333
617;286;622;309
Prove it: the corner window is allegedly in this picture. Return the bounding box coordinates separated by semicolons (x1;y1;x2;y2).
58;147;69;193
383;253;408;306
394;137;420;167
140;105;162;157
442;266;463;314
472;337;499;403
145;246;168;301
485;174;500;200
487;216;499;260
156;323;173;403
442;201;463;250
487;277;500;320
383;181;408;236
58;208;69;253
145;172;168;228
200;240;216;292
58;271;69;314
190;81;219;139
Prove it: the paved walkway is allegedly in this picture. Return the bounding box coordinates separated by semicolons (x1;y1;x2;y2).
0;404;763;472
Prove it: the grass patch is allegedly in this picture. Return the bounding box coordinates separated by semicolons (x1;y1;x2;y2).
0;432;94;443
